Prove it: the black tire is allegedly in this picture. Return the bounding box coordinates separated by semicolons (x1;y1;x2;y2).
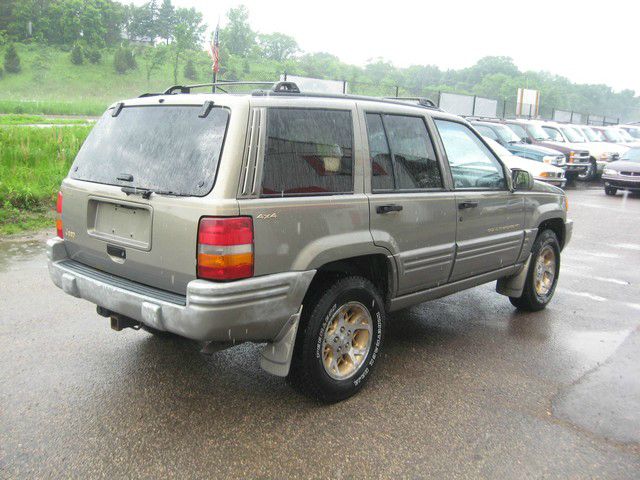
509;229;560;312
287;276;385;403
604;186;617;196
577;161;596;181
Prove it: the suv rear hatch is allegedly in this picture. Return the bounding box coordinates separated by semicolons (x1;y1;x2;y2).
61;103;232;295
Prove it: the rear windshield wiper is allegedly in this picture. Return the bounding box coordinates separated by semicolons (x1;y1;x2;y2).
121;186;190;199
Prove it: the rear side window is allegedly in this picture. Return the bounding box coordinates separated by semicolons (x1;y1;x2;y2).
70;106;229;197
365;113;442;192
261;108;353;196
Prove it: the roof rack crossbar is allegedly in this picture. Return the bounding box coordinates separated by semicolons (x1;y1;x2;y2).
162;81;278;95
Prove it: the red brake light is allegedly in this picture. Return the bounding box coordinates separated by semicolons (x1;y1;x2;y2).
56;191;63;238
197;217;254;280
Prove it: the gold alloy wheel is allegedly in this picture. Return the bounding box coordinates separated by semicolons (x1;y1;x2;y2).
534;245;556;296
321;302;373;380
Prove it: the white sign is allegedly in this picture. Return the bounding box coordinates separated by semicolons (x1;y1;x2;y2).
516;88;540;117
280;75;346;94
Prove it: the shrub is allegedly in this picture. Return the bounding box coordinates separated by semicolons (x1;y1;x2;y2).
125;48;137;70
88;50;101;64
183;58;197;80
4;43;21;73
114;47;137;74
71;44;84;65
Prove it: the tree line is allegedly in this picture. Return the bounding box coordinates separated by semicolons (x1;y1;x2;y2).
0;1;638;120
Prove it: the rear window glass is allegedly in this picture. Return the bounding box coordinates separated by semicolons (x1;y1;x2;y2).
261;108;353;196
70;105;229;196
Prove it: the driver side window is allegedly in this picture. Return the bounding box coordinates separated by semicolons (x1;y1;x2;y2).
542;127;563;142
434;120;506;190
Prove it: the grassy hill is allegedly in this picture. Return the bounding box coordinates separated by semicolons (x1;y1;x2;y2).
0;43;285;115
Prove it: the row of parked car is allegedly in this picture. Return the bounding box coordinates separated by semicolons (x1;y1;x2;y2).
468;118;640;195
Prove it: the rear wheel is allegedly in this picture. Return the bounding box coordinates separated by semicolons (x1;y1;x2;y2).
509;229;560;311
604;186;617;196
288;276;385;403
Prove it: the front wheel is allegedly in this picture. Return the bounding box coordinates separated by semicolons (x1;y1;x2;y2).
604;186;617;196
510;229;560;311
288;276;385;403
577;161;596;181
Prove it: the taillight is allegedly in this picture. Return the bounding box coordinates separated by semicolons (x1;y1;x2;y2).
56;191;63;238
197;217;254;280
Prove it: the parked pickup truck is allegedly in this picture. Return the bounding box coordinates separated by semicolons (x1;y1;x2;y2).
48;82;573;402
470;120;566;167
503;119;590;180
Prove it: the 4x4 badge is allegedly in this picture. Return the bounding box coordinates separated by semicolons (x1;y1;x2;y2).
257;212;277;220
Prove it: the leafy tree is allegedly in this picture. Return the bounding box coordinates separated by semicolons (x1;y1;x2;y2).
157;0;175;45
0;0;16;37
11;0;124;47
4;43;21;73
221;6;254;56
71;43;84;65
141;44;168;81
170;7;205;83
183;58;197;80
257;32;299;62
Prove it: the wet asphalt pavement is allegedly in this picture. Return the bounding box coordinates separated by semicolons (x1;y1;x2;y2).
1;185;639;479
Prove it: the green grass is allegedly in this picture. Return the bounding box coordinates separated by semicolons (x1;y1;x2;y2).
0;125;91;235
0;114;93;125
0;99;106;116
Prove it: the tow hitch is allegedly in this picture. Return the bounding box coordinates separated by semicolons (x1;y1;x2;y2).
98;306;141;331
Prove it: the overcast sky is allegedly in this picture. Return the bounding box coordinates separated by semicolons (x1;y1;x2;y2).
133;0;640;94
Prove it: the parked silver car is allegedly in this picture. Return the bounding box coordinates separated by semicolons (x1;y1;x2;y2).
48;82;572;402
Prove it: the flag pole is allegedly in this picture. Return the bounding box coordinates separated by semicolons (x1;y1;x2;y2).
211;20;220;94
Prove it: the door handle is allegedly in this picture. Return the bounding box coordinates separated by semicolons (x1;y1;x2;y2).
458;201;479;210
376;204;403;214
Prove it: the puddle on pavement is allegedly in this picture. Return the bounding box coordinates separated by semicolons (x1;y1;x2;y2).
563;330;631;365
0;239;48;272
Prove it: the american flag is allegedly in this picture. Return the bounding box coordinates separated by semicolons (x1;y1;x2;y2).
209;24;220;73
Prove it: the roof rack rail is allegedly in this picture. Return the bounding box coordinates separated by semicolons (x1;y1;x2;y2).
384;96;440;110
138;80;448;115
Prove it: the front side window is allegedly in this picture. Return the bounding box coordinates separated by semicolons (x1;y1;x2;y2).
366;113;442;191
561;126;586;143
581;127;602;142
506;123;528;141
473;124;499;141
434;120;506;190
542;127;565;142
261;108;353;197
526;124;551;141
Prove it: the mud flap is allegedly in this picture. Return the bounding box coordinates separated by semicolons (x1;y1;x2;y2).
260;306;303;377
496;255;531;298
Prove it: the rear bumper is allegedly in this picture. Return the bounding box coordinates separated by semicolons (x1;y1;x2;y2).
47;238;315;342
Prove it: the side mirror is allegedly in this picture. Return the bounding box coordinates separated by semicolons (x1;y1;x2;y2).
525;137;532;144
511;168;534;191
